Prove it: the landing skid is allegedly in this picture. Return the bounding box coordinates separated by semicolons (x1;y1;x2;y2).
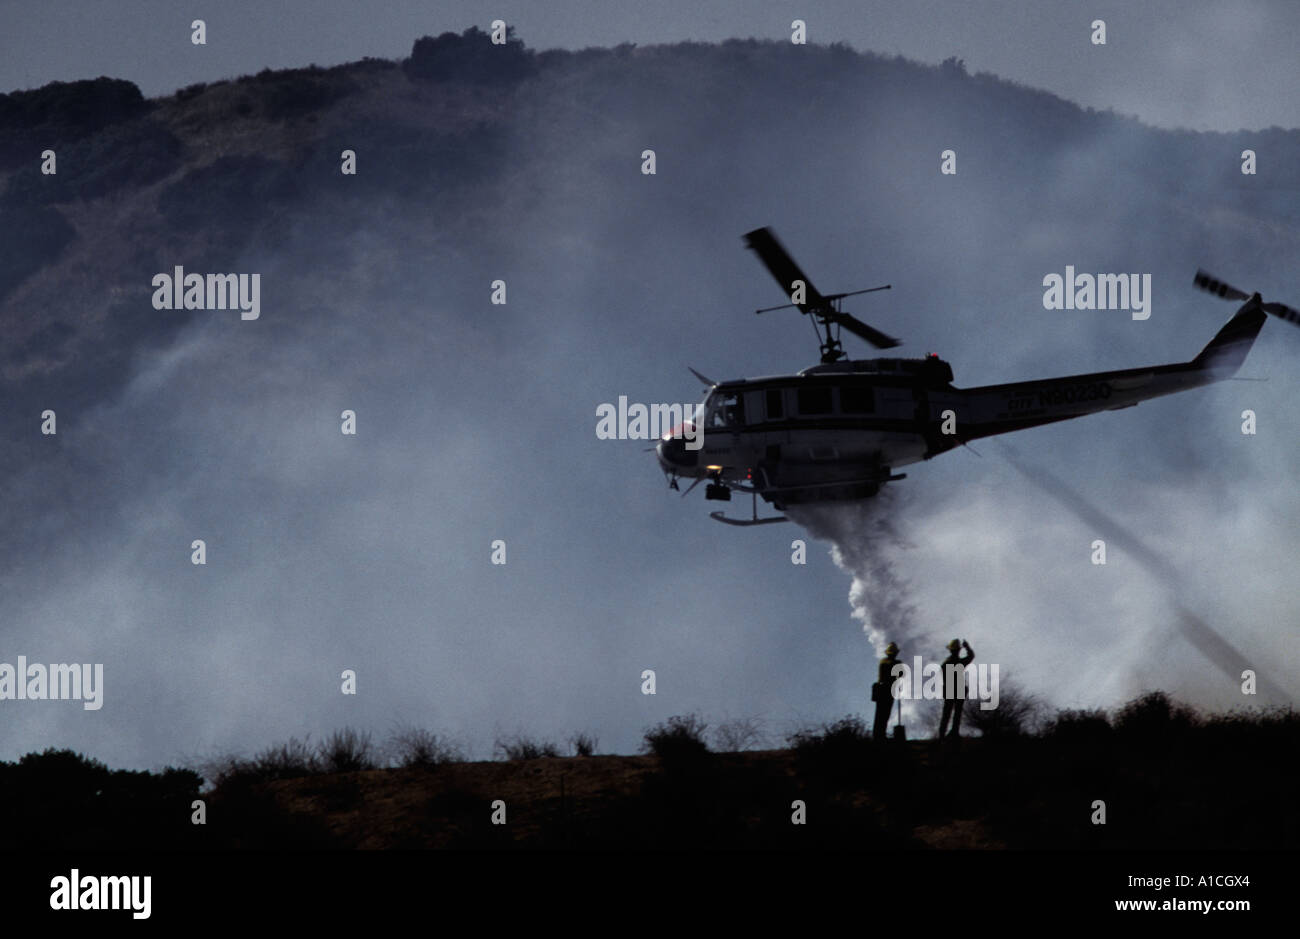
710;512;789;526
709;491;788;526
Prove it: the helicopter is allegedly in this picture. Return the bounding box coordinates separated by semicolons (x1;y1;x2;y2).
655;227;1299;526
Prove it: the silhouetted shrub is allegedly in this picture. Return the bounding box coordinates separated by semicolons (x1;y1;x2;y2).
0;748;202;850
643;714;710;765
12;747;109;792
940;56;968;77
786;715;880;783
203;735;323;789
0;77;143;127
713;716;767;751
494;733;560;760
0;78;149;170
387;727;465;768
252;735;320;779
791;713;873;754
1113;690;1200;740
1043;708;1112;743
317;727;376;773
568;732;598;757
404;27;536;85
963;680;1046;738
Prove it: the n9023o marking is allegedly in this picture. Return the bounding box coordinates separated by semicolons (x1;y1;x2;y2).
1039;382;1112;407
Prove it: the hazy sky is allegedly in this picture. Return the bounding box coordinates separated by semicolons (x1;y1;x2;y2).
3;0;1300;131
2;2;1299;774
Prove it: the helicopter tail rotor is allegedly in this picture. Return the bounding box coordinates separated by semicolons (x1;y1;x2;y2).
1194;269;1300;329
1192;269;1250;302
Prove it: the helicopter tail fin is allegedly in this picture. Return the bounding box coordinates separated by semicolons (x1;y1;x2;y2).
1191;303;1267;376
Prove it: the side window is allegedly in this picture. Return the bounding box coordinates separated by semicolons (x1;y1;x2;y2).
840;386;874;413
797;386;832;415
765;388;784;420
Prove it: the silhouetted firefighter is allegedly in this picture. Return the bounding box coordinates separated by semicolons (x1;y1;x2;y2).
938;639;975;738
872;642;900;742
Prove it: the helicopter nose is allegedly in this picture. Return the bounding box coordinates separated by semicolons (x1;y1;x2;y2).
655;437;674;469
656;428;698;469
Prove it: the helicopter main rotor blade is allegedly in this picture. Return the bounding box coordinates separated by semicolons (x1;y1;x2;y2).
743;227;828;313
828;310;901;350
687;366;716;386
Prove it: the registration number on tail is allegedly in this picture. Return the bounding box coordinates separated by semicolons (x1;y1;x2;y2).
1038;382;1112;407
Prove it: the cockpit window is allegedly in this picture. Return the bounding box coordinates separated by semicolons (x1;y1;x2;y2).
708;391;744;428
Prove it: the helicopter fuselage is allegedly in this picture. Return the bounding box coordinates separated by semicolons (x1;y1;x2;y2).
657;322;1258;512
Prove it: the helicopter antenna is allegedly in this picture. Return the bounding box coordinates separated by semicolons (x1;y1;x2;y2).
744;227;899;363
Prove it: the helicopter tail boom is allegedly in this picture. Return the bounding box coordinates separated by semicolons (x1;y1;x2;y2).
953;295;1270;444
